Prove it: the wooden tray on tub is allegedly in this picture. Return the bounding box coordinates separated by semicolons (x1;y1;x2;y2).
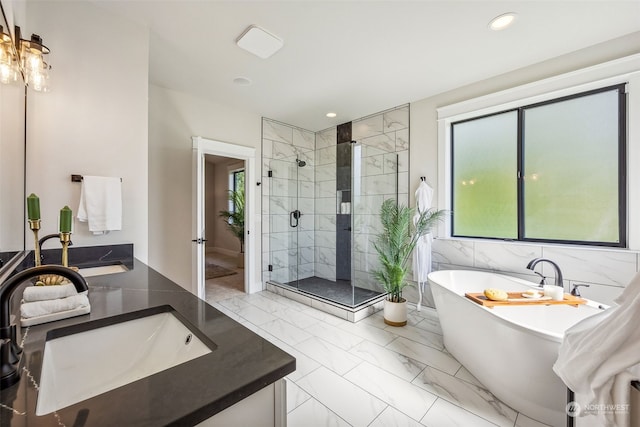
465;292;586;308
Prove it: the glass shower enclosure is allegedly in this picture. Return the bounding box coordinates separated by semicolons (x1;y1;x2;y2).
266;120;407;308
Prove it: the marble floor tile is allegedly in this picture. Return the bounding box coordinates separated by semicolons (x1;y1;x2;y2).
368;406;426;427
217;296;253;312
208;301;242;321
261;291;311;310
287;397;350;427
236;304;278;325
286;379;311;413
357;311;387;329
336;320;397;346
296;366;387;427
297;337;363;376
412;366;517;427
514;413;552;427
454;365;484;388
344;362;437;421
254;331;321;383
305;322;364;351
260;318;312;346
224;291;544;427
413;316;443;335
384;323;444;350
272;306;321;329
302;306;348;326
421;398;500;427
243;293;291;313
386;337;461;375
349;340;425;382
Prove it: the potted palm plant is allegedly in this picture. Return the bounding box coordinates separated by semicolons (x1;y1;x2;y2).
372;198;446;326
218;184;245;268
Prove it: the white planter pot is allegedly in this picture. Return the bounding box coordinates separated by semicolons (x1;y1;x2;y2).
383;298;407;327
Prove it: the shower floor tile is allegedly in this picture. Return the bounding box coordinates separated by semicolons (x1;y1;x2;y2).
284;276;383;307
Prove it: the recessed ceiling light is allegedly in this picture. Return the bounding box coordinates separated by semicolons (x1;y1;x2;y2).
489;12;517;31
236;25;283;59
233;76;252;86
326;112;337;118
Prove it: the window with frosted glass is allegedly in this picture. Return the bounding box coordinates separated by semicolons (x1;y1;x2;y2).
523;90;621;243
450;84;625;246
452;111;518;238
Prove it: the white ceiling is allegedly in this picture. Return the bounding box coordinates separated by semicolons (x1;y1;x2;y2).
94;1;640;131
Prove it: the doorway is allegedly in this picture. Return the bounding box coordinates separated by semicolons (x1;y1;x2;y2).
192;136;257;301
203;155;246;302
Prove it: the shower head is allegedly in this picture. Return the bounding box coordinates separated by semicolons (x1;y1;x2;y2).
296;159;306;167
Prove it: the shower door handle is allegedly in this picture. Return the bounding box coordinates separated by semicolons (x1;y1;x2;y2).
290;210;301;228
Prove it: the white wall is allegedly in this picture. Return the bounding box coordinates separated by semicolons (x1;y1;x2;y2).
0;82;24;252
409;31;640;308
24;0;149;260
148;85;261;290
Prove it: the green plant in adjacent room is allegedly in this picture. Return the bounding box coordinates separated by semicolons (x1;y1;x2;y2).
218;177;245;253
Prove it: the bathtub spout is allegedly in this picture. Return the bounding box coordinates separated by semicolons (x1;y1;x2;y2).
526;258;564;288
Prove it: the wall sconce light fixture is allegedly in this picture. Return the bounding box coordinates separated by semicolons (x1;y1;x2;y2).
0;25;18;84
16;26;51;92
0;24;52;92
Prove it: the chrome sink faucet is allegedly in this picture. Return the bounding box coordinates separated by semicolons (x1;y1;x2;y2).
526;258;564;288
0;265;88;388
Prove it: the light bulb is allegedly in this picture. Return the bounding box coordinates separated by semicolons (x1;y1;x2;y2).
0;63;12;84
28;53;42;71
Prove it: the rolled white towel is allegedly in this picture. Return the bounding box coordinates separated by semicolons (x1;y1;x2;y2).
21;294;90;319
23;283;84;302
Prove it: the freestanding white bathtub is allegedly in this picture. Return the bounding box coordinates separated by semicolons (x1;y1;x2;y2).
428;269;604;426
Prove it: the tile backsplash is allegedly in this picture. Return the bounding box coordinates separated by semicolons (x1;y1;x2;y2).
411;238;640;308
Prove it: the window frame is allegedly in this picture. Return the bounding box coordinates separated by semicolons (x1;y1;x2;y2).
228;168;245;214
450;84;626;247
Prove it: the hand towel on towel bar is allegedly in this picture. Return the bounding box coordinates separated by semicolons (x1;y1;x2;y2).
77;175;122;235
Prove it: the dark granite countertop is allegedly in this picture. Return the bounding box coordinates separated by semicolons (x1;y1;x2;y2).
0;258;296;426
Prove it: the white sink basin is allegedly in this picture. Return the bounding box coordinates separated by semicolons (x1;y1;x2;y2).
78;264;129;277
36;306;215;415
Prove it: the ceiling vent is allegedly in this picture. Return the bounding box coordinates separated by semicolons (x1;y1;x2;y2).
236;25;283;59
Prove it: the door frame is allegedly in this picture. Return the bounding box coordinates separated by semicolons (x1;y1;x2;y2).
192;136;257;300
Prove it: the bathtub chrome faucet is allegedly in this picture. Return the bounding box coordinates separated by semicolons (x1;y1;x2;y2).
0;265;88;388
526;258;564;288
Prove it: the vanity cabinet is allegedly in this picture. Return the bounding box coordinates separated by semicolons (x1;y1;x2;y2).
197;380;287;427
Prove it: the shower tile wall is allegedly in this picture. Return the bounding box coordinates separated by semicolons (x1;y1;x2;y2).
263;104;409;293
262;119;315;284
351;105;410;291
314;127;337;281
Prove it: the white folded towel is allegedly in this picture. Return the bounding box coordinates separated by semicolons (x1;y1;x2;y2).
23;283;83;302
21;294;90;319
77;175;122;235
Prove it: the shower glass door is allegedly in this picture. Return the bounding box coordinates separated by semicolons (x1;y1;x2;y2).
351;139;402;306
269;158;300;289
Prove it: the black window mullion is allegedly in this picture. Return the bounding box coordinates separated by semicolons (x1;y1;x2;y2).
618;85;627;247
517;108;524;241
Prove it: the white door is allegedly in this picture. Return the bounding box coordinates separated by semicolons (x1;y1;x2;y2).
192;144;206;297
191;136;257;300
